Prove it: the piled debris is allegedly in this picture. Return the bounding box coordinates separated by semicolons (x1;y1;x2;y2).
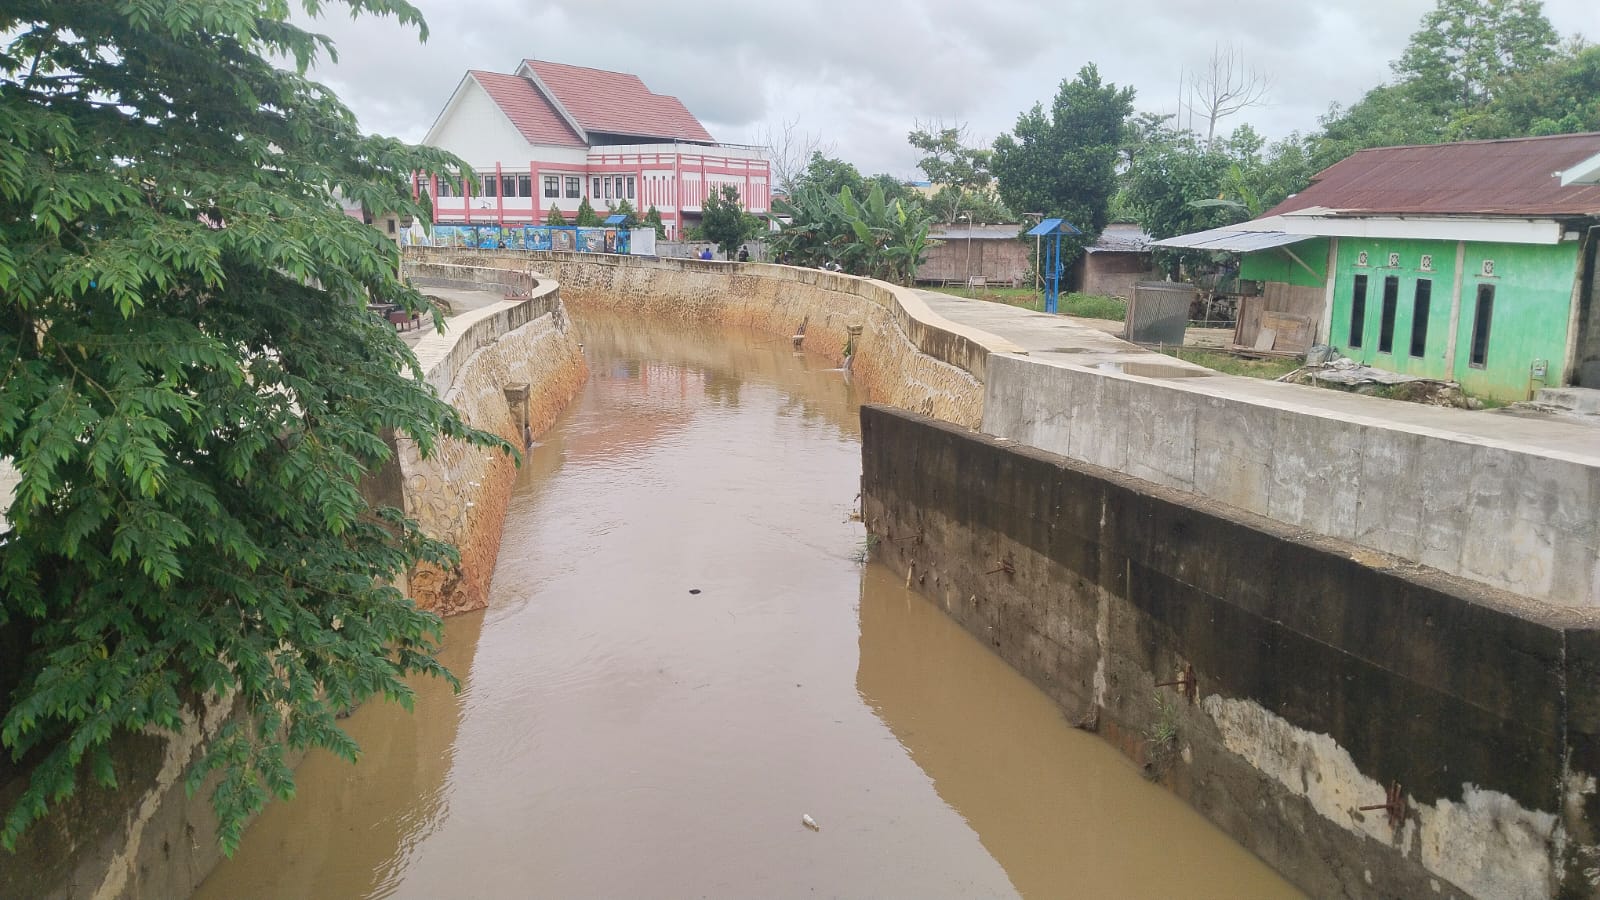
1278;349;1480;409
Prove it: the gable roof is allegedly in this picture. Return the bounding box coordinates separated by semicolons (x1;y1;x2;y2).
519;59;716;144
467;70;586;149
1265;132;1600;219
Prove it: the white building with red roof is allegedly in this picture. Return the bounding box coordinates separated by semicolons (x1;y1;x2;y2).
419;59;769;238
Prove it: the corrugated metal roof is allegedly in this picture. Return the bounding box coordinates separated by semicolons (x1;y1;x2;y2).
524;60;715;144
469;71;586;148
1086;223;1151;253
1151;225;1313;252
1265;132;1600;218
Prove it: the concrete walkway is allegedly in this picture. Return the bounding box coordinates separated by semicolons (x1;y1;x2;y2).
397;287;509;347
915;290;1600;463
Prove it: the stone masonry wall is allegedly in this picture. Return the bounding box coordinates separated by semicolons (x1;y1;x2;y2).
862;404;1600;900
408;248;1010;429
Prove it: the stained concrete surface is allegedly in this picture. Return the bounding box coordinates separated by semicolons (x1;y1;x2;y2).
917;289;1600;460
194;316;1297;899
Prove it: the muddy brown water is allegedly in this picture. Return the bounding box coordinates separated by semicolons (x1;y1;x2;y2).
196;315;1299;899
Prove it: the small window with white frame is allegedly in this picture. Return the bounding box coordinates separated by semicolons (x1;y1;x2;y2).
566;176;581;199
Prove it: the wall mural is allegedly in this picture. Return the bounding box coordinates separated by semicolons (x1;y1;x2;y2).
412;224;641;255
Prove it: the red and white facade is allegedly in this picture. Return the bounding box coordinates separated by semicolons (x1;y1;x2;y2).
419;59;769;238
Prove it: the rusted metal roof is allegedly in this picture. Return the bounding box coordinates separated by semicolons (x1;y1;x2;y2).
1264;132;1600;218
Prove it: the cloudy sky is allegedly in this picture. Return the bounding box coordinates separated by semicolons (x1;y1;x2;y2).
301;0;1596;177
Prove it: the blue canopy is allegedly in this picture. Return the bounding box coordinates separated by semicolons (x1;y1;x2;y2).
1025;217;1083;237
603;214;628;225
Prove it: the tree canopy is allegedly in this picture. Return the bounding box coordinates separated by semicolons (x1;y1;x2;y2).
699;185;761;258
991;64;1135;261
0;0;504;853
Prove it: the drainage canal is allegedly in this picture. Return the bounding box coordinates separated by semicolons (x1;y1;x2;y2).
196;314;1298;898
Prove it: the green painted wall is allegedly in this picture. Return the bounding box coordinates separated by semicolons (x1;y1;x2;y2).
1239;237;1329;288
1323;238;1579;402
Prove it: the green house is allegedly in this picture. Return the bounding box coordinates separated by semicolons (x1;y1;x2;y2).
1156;133;1600;403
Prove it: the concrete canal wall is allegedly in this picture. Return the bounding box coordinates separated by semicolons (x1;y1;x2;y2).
393;276;586;615
862;404;1600;900
407;247;1005;430
983;353;1600;609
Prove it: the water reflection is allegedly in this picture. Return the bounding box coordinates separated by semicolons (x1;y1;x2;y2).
857;563;1300;898
196;315;1295;899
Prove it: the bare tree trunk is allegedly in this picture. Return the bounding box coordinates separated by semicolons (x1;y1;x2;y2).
1188;44;1269;147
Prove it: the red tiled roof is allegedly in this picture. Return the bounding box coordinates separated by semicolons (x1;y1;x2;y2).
469;70;585;149
1265;132;1600;219
523;60;716;144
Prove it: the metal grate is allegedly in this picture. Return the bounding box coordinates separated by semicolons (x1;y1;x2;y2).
1126;282;1195;345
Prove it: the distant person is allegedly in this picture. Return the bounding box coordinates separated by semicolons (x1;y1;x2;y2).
496;239;506;249
700;247;713;261
737;246;749;262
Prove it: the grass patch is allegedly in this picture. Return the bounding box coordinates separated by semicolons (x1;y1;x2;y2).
1059;293;1127;321
1161;348;1300;380
929;286;1127;321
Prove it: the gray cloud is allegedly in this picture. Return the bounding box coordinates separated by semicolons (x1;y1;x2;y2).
296;0;1597;176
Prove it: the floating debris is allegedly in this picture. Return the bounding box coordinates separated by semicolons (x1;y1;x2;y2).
801;814;820;832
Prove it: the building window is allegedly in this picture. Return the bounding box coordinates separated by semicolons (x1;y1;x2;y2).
387;219;396;234
1410;279;1432;358
480;176;497;198
1469;284;1495;368
544;176;560;199
1348;274;1368;349
566;176;581;198
627;176;636;200
500;174;516;198
613;176;623;199
603;178;612;199
591;177;600;198
517;174;532;198
1377;275;1399;354
436;178;454;198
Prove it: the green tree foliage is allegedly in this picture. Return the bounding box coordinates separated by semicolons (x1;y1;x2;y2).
908;122;995;224
643;205;667;239
992;64;1135;262
699;185;760;258
1122;122;1313;273
928;186;1014;225
1311;0;1567;168
792;152;867;200
0;0;507;853
770;184;934;284
545;204;568;225
1472;41;1600;137
574;197;602;227
1394;0;1558;109
611;198;640;229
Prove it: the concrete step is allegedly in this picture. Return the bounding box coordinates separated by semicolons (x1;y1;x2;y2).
1534;387;1600;415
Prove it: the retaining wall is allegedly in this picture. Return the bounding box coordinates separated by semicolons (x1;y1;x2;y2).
983;353;1600;608
396;276;586;614
862;404;1600;900
408;248;1011;429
